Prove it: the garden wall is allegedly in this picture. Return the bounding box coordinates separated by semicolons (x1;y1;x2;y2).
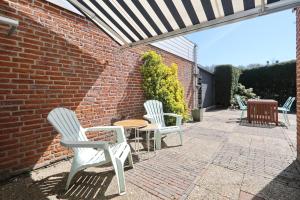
0;0;194;179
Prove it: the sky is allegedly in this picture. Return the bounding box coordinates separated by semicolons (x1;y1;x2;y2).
186;10;296;67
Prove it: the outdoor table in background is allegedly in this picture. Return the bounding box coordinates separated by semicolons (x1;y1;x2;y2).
247;99;278;125
113;119;148;153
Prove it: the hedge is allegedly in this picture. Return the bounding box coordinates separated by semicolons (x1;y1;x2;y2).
239;60;296;110
215;65;241;107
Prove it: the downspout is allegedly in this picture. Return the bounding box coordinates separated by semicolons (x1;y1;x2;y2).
193;44;199;109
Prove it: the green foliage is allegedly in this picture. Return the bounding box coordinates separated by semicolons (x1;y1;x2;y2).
215;65;241;107
141;51;188;124
239;60;296;110
231;83;256;106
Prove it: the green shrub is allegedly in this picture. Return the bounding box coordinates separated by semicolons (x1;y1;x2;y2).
239;60;296;110
231;83;256;107
141;51;188;124
215;65;241;107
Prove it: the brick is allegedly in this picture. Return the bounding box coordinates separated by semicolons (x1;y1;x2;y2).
297;8;300;161
0;60;18;67
0;0;194;179
12;57;34;64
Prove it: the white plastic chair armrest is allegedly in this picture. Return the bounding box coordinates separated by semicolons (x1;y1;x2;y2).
163;113;181;118
60;140;109;149
163;113;182;126
85;126;126;143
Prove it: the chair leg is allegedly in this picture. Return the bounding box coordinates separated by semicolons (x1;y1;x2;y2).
240;110;244;122
65;164;78;190
155;134;162;150
127;150;134;168
179;130;183;146
282;112;286;125
116;158;126;195
110;156;125;195
282;111;287;126
285;111;290;126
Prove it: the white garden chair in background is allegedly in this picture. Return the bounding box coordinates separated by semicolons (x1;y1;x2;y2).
278;97;295;126
47;108;133;195
235;95;247;122
143;100;183;150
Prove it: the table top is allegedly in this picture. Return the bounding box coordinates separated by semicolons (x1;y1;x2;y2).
114;119;148;128
248;99;277;103
138;124;159;131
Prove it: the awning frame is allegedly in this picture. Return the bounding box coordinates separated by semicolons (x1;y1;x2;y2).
67;0;300;50
120;0;300;49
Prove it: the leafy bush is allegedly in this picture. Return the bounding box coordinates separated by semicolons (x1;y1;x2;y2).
239;60;296;110
215;65;241;107
231;83;256;107
141;51;188;124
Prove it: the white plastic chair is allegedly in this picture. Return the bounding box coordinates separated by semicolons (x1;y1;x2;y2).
278;97;295;126
235;95;247;122
47;107;133;195
143;100;183;150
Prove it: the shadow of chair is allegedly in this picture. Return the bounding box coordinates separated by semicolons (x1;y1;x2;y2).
29;170;118;200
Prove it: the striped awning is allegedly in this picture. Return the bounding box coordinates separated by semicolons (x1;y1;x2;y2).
68;0;300;48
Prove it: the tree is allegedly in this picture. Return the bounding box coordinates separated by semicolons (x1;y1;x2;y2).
141;51;188;124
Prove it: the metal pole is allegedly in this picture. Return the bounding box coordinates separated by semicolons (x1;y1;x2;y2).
261;0;266;13
193;44;198;108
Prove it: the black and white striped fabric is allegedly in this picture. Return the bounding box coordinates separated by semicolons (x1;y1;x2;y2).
67;0;292;46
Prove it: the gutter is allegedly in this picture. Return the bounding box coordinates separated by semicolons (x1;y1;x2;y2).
0;16;19;35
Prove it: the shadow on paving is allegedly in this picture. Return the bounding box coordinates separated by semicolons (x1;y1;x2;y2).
228;118;287;129
243;160;300;200
0;170;121;200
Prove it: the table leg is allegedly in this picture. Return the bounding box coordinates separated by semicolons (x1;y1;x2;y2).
137;128;140;153
247;103;250;123
153;130;156;153
147;131;150;153
134;128;138;154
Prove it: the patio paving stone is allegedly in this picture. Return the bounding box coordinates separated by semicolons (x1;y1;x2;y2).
195;165;244;200
187;186;229;200
0;109;299;200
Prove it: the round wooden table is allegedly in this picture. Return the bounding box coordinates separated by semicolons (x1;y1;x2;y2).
113;119;148;129
113;119;148;153
138;124;159;153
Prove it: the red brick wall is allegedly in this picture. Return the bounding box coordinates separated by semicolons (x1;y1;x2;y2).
0;0;194;178
297;8;300;161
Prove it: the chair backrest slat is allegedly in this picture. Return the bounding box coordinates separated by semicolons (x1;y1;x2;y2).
235;95;246;109
47;108;88;154
282;97;292;108
144;100;166;127
286;97;295;111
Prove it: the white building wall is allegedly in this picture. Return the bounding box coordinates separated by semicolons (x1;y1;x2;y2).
151;36;195;62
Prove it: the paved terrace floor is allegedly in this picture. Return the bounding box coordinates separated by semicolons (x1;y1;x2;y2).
1;109;300;200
